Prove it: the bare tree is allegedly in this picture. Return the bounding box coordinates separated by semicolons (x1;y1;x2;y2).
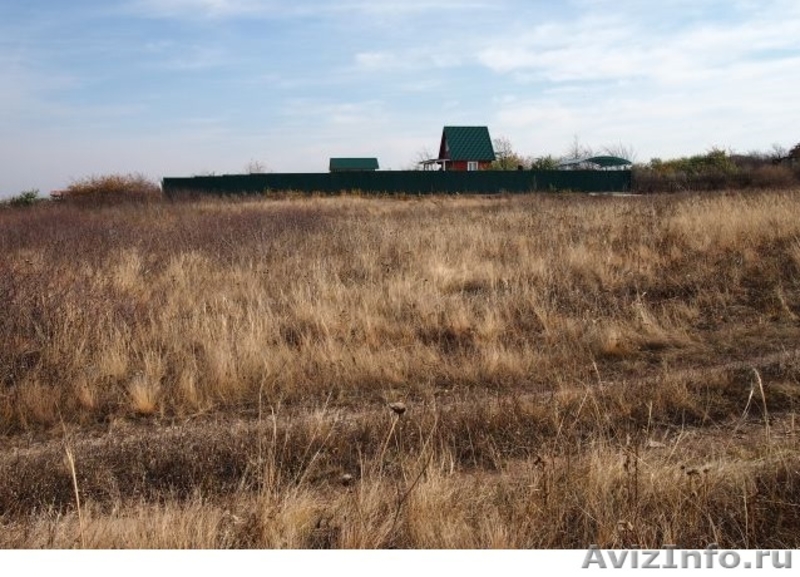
245;159;270;174
600;142;638;163
491;136;528;170
408;147;436;170
769;143;788;162
564;135;593;161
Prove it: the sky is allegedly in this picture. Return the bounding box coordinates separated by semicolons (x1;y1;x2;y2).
2;0;800;197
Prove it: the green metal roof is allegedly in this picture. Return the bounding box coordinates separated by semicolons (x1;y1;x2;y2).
440;126;496;162
586;156;632;168
558;156;632;169
329;157;379;171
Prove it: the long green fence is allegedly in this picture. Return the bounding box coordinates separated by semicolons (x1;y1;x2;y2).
162;170;631;196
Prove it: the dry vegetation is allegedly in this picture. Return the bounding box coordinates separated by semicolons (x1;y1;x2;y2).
1;189;800;548
52;173;162;204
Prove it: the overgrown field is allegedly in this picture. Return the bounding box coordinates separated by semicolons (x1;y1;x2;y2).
1;190;800;548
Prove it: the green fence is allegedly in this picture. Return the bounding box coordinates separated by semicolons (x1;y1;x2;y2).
162;170;631;196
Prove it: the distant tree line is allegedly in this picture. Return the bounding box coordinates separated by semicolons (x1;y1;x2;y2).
485;135;800;192
633;146;800;193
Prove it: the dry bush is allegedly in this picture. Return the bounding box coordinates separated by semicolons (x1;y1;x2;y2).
61;173;162;205
740;164;797;189
633;150;800;193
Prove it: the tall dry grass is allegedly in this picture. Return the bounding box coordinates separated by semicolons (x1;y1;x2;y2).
4;191;798;426
1;190;800;548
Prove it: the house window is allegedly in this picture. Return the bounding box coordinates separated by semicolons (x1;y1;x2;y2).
467;161;479;171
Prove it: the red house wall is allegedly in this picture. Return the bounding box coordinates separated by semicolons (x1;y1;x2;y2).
445;161;493;171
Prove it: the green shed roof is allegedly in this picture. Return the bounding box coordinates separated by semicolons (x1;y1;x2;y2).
439;126;495;162
329;157;379;171
558;156;632;169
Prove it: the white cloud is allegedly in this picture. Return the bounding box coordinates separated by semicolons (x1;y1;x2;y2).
333;0;491;17
128;0;274;19
354;52;395;70
354;49;463;73
0;55;84;129
281;99;389;128
475;0;800;162
489;49;800;162
127;0;492;20
151;44;229;70
476;3;800;85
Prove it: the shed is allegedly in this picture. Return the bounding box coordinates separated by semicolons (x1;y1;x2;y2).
329;158;379;172
558;156;633;170
421;126;496;171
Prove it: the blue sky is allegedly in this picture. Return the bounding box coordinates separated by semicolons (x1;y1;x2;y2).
2;0;800;196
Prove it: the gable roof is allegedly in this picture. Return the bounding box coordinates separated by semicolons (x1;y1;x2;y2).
439;126;495;162
329;158;379;171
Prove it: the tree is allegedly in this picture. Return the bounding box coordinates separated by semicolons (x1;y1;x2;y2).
408;147;436;170
600;142;637;163
530;155;559;170
768;143;788;162
564;135;593;161
245;159;270;174
491;136;528;170
8;189;40;207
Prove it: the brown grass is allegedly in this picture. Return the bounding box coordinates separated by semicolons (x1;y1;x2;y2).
1;189;800;548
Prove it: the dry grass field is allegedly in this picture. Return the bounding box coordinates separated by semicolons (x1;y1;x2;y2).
1;189;799;548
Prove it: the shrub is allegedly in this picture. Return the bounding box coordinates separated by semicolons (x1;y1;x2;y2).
530;155;560;170
7;189;41;207
62;173;162;205
634;148;800;193
739;165;796;189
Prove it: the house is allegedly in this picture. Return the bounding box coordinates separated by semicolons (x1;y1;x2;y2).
421;126;496;171
329;158;379;172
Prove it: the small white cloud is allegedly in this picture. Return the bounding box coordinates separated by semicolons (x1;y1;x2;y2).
353;47;463;74
163;46;228;70
128;0;272;19
128;0;492;20
354;52;394;70
282;98;388;128
336;0;491;17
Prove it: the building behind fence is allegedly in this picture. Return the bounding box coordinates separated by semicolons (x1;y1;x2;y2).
162;169;632;196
